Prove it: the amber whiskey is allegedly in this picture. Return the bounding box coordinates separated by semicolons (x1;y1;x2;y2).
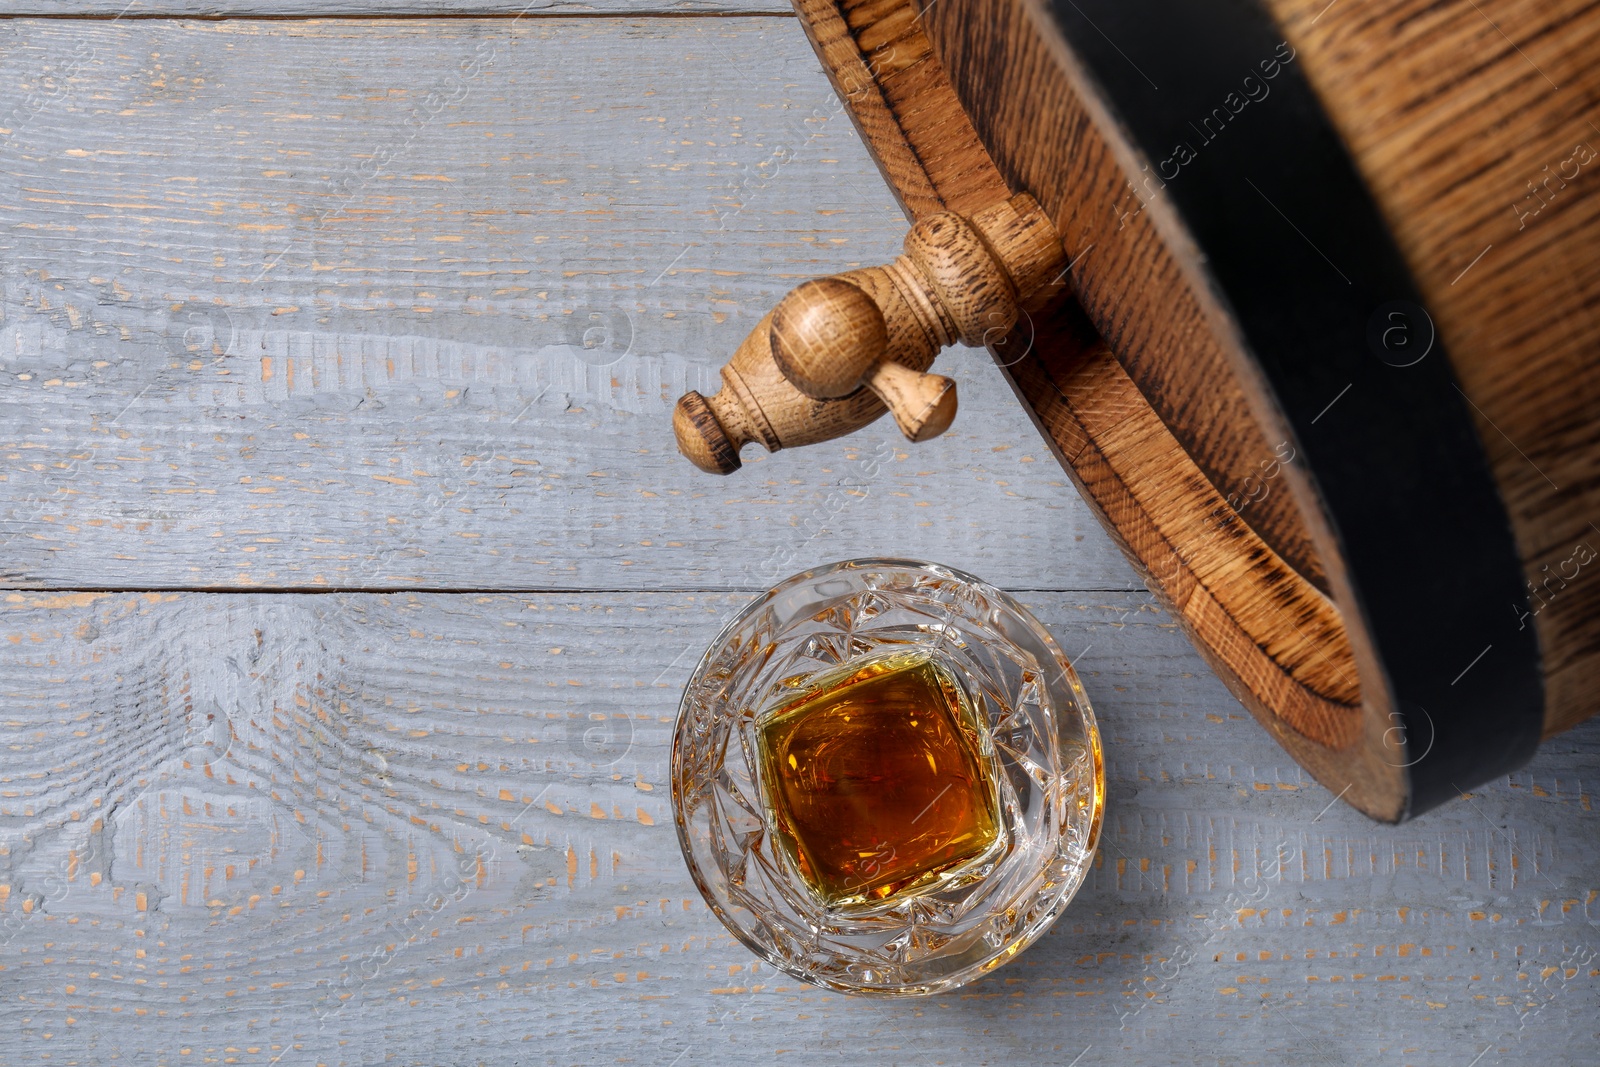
756;649;1005;910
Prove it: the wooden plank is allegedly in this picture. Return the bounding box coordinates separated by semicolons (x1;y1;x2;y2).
0;16;1131;593
1;589;1596;1062
7;1;792;15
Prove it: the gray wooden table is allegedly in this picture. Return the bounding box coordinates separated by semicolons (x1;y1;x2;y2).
1;4;1596;1065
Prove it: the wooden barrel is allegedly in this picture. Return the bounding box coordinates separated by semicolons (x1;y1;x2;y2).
790;0;1600;820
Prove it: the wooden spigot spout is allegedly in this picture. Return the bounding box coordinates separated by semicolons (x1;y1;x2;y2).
673;193;1066;474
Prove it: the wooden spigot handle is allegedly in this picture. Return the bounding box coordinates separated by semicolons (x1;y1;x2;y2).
674;193;1065;474
769;277;958;444
864;359;957;443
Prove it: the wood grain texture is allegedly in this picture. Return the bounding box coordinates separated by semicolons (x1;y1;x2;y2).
1;589;1596;1064
2;590;1599;1065
5;1;791;15
1262;0;1600;737
912;0;1329;596
0;16;1130;592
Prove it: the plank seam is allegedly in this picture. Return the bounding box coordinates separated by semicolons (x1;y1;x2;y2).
0;10;797;20
0;585;1147;595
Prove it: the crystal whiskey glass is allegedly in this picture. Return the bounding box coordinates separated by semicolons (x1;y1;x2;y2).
672;559;1103;996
